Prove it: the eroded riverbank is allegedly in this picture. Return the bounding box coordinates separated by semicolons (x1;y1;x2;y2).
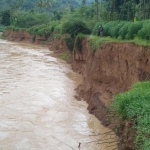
0;39;117;150
3;28;150;149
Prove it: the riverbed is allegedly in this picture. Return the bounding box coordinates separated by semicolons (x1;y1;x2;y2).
0;39;117;150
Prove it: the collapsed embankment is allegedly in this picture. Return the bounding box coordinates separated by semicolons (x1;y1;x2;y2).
3;29;150;150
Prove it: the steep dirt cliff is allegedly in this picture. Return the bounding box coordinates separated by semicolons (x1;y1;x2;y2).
3;30;150;150
47;37;150;150
71;39;150;150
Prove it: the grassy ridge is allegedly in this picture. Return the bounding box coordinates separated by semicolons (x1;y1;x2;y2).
110;81;150;150
93;20;150;41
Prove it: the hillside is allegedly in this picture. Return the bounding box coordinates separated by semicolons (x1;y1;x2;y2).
0;0;94;12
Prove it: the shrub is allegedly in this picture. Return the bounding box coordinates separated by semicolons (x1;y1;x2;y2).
110;81;150;150
112;21;126;38
13;11;50;28
0;25;6;32
138;20;150;40
59;53;68;60
127;22;143;39
118;22;131;39
53;24;62;34
61;18;91;38
64;34;74;52
92;21;105;36
1;10;10;26
27;24;55;39
109;21;120;37
74;34;85;52
103;21;113;36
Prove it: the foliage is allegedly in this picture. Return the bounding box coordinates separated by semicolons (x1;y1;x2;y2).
102;0;150;21
12;11;49;28
118;22;131;39
59;53;68;60
130;37;150;46
74;34;85;52
0;0;88;13
64;34;74;52
27;22;59;40
91;19;150;41
88;35;114;50
7;26;25;31
110;81;150;150
92;21;105;36
1;10;10;26
61;18;91;38
138;20;150;40
0;25;6;32
127;22;143;39
53;23;62;34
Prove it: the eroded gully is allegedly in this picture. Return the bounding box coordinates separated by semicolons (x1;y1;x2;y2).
0;39;117;150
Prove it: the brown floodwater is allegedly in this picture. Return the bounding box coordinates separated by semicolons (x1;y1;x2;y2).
0;39;117;150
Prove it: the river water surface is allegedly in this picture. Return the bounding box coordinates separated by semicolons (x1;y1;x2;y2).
0;39;117;150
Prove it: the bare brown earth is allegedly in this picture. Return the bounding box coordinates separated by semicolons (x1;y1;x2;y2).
3;30;150;150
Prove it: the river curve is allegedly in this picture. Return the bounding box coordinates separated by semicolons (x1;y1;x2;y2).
0;39;117;150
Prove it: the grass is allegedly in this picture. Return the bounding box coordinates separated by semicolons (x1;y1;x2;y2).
59;53;68;60
88;35;121;50
129;37;150;47
88;35;150;50
42;41;47;45
110;81;150;150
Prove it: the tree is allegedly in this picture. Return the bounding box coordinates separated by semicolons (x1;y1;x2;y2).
1;10;10;26
36;0;54;10
82;0;86;6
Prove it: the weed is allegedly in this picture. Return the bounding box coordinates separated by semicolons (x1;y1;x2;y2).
110;81;150;150
64;34;74;52
74;34;85;52
88;35;116;50
42;41;47;45
59;53;68;60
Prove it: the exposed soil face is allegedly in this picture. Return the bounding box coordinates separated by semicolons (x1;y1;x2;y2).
3;30;150;150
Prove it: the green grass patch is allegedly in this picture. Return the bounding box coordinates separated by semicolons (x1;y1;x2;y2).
7;26;26;31
59;53;68;60
110;81;150;150
129;38;150;47
88;35;118;50
88;35;150;49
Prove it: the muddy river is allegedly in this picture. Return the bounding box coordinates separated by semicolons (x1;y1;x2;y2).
0;39;117;150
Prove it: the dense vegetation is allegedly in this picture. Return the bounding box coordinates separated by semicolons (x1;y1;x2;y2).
0;1;150;150
92;20;150;41
110;82;150;150
0;0;92;12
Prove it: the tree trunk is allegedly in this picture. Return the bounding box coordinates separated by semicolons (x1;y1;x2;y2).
112;0;116;21
95;0;99;22
143;0;145;20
